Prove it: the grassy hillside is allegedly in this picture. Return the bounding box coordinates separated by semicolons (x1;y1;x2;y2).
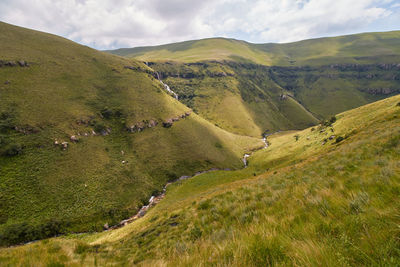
108;31;400;66
149;62;319;137
108;31;400;136
1;91;399;266
107;38;272;65
145;61;399;136
0;21;263;244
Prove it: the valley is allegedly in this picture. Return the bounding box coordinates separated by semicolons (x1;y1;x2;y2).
0;21;399;266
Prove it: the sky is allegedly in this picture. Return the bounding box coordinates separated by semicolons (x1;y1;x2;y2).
0;0;399;50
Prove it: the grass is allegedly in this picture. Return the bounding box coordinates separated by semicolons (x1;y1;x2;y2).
142;60;399;136
0;21;263;244
1;94;398;266
108;31;400;66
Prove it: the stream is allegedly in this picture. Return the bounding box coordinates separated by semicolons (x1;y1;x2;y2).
110;136;270;230
155;72;179;99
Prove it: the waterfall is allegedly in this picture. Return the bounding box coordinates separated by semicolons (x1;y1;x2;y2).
156;72;179;100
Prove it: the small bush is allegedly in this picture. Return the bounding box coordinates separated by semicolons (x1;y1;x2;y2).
214;142;223;149
3;143;22;156
198;199;212;210
100;107;123;119
322;116;337;127
335;136;344;143
46;262;65;267
91;120;107;133
294;134;300;141
74;242;91;254
189;225;202;240
0;219;65;246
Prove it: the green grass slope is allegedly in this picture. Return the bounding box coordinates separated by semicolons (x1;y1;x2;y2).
1;94;399;266
107;38;272;65
108;31;400;136
108;31;400;66
0;21;263;244
256;31;400;66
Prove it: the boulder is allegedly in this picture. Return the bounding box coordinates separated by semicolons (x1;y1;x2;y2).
103;223;109;230
17;60;26;67
70;135;79;142
129;122;146;132
162;119;173;128
6;61;17;67
328;135;335;140
148;119;158;128
61;142;68;150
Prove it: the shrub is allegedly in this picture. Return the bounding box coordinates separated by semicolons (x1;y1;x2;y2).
91;120;107;133
215;142;223;149
335;136;344;143
2;143;23;156
46;262;65;267
189;225;202;240
322;115;337;127
198;199;212;210
0;219;65;246
74;242;91;254
0;110;16;133
101;107;123;119
294;134;300;141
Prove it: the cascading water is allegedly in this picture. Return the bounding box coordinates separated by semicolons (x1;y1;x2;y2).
156;72;179;100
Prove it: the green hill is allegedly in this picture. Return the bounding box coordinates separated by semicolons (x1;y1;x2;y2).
108;31;400;136
0;21;262;243
108;31;400;66
1;92;399;266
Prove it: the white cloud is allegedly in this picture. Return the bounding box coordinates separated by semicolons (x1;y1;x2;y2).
0;0;398;49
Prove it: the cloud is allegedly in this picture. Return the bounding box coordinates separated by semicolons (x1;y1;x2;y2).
0;0;398;49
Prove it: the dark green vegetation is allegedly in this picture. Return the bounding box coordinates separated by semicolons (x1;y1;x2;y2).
1;90;399;267
0;22;262;245
108;31;400;136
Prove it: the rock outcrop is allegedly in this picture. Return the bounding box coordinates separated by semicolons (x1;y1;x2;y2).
0;60;29;67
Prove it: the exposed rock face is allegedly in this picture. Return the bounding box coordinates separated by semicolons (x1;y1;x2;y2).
148;119;158;128
17;60;28;67
162;111;191;128
0;60;29;67
14;125;38;135
162;119;173;128
58;142;68;150
363;87;398;95
100;128;111;136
